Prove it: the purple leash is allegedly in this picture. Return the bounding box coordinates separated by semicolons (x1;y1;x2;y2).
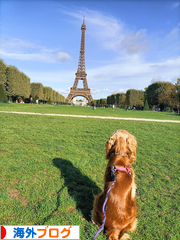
93;167;117;240
93;165;131;240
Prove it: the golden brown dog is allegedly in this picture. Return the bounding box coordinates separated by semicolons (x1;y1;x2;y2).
92;129;137;240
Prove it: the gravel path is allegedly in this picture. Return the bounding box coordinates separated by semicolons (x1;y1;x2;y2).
0;111;180;123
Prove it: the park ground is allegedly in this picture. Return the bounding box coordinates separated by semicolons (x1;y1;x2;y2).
0;103;180;239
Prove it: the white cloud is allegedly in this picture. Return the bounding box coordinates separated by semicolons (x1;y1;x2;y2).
55;87;70;95
87;55;180;93
103;88;110;92
119;29;149;54
91;88;100;94
150;76;167;84
26;70;75;84
93;74;106;79
110;89;125;94
0;36;42;52
171;2;180;9
0;36;72;63
55;52;72;62
166;22;180;39
88;54;150;82
0;50;55;62
62;9;148;55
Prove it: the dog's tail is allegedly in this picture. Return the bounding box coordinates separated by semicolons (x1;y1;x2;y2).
119;233;131;240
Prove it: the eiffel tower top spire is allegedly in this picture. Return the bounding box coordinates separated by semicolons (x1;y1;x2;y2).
82;15;85;28
77;16;86;73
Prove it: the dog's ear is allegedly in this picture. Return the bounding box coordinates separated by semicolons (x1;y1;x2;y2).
106;130;122;159
126;135;137;163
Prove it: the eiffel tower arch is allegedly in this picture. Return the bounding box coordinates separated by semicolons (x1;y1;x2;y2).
67;17;93;102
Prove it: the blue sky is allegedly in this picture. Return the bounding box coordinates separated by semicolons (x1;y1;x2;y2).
0;0;180;100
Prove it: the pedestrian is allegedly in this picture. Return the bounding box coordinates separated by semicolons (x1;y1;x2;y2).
92;102;95;110
36;99;39;105
113;104;115;111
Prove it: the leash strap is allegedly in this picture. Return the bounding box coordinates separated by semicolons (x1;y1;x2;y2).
93;173;117;240
93;165;131;239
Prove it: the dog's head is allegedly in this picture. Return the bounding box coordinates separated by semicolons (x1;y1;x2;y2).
106;129;137;164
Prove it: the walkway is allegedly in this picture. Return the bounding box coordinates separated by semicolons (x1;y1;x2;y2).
0;111;180;123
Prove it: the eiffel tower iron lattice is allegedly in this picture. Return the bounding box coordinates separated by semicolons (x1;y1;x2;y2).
67;17;93;102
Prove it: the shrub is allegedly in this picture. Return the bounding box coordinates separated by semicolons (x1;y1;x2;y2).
152;105;157;111
166;107;171;112
144;100;149;110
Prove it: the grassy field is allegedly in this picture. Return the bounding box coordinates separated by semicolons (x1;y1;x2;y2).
0;102;180;121
0;103;180;239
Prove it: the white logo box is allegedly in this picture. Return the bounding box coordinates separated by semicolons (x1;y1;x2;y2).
0;225;80;240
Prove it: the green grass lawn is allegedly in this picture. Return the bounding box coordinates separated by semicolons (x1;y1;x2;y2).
0;102;180;121
0;106;180;239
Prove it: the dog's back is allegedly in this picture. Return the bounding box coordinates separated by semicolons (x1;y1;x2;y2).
93;130;137;240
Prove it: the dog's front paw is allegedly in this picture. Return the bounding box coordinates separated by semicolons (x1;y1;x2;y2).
119;233;131;240
108;232;131;240
108;231;119;240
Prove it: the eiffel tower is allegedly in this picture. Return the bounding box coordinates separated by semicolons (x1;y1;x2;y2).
67;16;93;102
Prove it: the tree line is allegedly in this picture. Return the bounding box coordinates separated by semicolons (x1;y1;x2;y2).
1;59;179;111
0;59;67;104
92;80;180;112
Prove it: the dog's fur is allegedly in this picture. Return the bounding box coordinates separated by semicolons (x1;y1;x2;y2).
92;129;137;240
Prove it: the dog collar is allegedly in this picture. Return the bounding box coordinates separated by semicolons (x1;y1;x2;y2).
109;153;129;158
114;166;132;176
110;165;132;180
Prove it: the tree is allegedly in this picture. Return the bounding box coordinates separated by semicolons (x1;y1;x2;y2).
100;98;107;104
0;59;7;92
116;93;126;107
107;96;111;104
31;83;44;100
175;78;180;102
43;87;53;102
157;81;180;112
21;72;31;99
126;89;144;109
53;90;57;102
172;79;180;113
5;66;17;99
60;93;65;103
96;99;100;105
146;82;168;108
0;84;7;102
106;93;126;107
159;82;175;109
4;65;31;100
111;94;116;105
43;87;48;101
56;92;60;103
120;94;126;108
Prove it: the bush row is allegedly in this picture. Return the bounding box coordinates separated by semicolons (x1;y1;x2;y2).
0;59;67;103
92;80;180;112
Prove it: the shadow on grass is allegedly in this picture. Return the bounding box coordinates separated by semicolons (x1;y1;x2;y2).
51;158;101;221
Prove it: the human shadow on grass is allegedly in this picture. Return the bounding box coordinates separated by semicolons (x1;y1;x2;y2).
52;158;102;221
